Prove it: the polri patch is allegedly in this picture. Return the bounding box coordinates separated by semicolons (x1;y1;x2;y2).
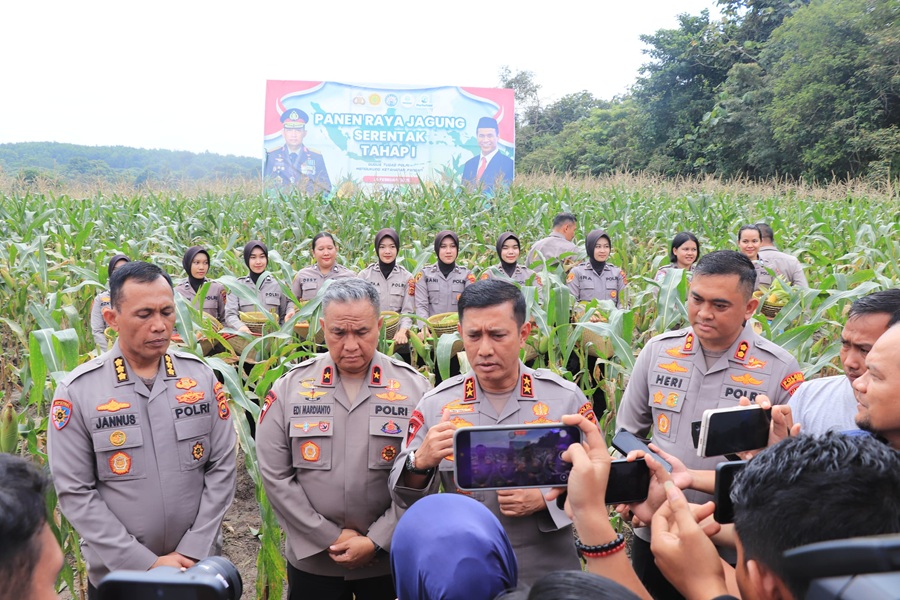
259;390;276;424
406;410;424;446
578;401;597;424
192;441;204;461
51;399;72;430
780;372;804;395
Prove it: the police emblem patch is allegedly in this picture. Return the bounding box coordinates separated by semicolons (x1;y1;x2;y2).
176;391;205;404
381;420;402;435
466;273;476;284
97;399;131;412
259;390;276;424
51;399;72;430
300;441;320;462
192;441;204;461
175;378;198;390
578;402;597;424
381;445;397;462
406;410;425;446
376;379;408;401
109;451;132;475
780;372;804;395
407;278;416;296
657;413;670;434
653;391;664;404
217;397;230;420
109;430;126;446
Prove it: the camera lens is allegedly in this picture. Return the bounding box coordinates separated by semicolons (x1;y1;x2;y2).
187;556;243;600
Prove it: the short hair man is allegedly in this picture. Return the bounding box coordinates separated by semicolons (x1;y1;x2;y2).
617;250;802;598
790;289;900;435
754;222;808;288
852;321;900;449
0;454;64;600
526;212;579;269
461;116;515;193
651;432;900;600
48;261;236;597
390;279;596;585
257;278;431;600
264;108;332;194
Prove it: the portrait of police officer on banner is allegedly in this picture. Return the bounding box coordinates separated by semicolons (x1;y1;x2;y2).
264;108;332;195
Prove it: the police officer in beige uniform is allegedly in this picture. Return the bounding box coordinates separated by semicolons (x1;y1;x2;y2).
175;246;227;322
90;254;130;352
224;240;292;332
414;230;475;320
755;222;809;288
616;250;802;599
257;279;430;600
48;262;236;598
567;229;627;307
357;228;415;345
480;232;542;287
390;280;596;586
291;232;356;303
526;212;579;270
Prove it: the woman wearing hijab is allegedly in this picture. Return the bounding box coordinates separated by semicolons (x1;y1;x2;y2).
89;253;130;352
174;246;226;321
224;240;291;333
480;232;541;287
653;231;700;284
391;494;518;600
291;232;355;302
414;230;475;321
358;228;415;345
566;229;626;307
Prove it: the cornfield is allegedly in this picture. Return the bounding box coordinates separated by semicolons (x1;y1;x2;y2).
2;172;898;598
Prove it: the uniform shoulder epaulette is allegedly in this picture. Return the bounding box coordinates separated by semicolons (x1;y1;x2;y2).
752;335;795;361
652;327;692;342
62;356;106;385
267;147;283;155
388;356;422;375
430;373;465;394
532;369;582;393
364;262;378;270
306;147;323;155
290;355;322;371
170;349;206;365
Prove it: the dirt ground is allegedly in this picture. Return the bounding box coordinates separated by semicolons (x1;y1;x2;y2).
221;450;272;600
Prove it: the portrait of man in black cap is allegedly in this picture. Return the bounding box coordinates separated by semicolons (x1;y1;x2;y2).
461;116;514;193
264;108;332;195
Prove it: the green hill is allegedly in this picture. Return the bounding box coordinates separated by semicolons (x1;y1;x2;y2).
0;141;260;184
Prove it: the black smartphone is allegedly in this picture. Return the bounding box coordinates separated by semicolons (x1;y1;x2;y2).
713;460;747;524
697;405;771;458
605;458;651;504
611;429;673;472
454;424;582;491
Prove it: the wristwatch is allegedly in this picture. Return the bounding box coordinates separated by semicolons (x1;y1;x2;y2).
405;450;435;476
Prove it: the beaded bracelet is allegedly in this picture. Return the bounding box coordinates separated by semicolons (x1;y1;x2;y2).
575;533;626;558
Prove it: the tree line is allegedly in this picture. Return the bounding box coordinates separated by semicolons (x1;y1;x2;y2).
506;0;898;183
0;141;260;185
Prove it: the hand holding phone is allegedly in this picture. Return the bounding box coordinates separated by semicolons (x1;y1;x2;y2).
698;405;772;458
612;429;673;472
713;460;747;524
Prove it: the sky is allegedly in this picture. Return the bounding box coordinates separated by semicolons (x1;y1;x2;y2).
0;0;720;159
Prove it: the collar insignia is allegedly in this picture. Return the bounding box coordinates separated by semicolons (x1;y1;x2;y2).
520;373;534;398
463;377;476;401
113;357;129;382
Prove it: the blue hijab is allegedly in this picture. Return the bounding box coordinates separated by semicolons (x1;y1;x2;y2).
392;494;518;600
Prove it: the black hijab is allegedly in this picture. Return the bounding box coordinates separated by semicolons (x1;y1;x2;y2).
375;228;400;280
182;246;209;292
434;230;458;278
585;229;611;276
107;254;130;280
496;232;520;278
243;240;268;284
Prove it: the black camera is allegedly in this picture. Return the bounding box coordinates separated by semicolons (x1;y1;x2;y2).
782;534;900;599
98;556;242;600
